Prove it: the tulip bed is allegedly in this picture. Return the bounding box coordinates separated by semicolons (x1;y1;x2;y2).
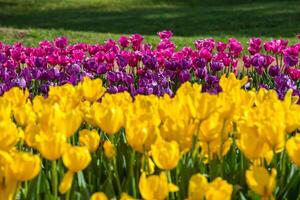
1;32;300;200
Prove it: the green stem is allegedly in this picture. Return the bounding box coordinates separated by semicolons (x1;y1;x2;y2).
113;158;123;195
52;160;58;197
66;189;71;200
167;171;175;200
130;151;137;197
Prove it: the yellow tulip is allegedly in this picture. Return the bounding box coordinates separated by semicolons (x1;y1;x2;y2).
24;123;39;147
0;121;20;151
205;177;233;200
286;134;300;167
60;146;91;194
175;83;218;121
188;173;208;200
151;137;180;170
90;192;108;200
77;76;106;102
139;172;178;200
246;166;277;199
4;87;29;107
59;171;74;194
120;192;135;200
199;138;233;161
237;123;272;161
141;155;155;175
8;152;41;181
219;73;248;93
79;129;100;153
62;146;91;172
13;102;36;127
92;102;124;135
199;114;223;143
0;177;17;200
37;104;82;137
125;120;158;153
159;116;196;152
37;133;67;160
103;141;116;159
0;97;12;121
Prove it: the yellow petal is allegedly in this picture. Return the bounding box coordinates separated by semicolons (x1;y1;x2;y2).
59;171;74;194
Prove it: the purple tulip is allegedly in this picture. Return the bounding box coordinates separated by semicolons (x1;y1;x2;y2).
119;36;130;48
268;65;280;77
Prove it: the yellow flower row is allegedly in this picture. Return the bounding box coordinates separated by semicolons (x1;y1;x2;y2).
0;74;300;199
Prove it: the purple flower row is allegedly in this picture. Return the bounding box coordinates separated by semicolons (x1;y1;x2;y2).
0;31;299;99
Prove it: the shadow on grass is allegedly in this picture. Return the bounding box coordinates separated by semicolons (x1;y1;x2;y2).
0;0;299;37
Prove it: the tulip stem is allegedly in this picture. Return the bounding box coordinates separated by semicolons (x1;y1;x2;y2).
52;160;58;197
167;171;175;200
129;151;137;197
113;158;122;195
66;189;71;200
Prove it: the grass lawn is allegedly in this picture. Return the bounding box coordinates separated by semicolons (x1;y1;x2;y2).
0;0;299;48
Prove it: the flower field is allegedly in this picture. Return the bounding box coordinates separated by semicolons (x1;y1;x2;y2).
0;31;300;200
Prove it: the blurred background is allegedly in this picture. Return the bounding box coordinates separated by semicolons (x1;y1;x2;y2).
0;0;299;47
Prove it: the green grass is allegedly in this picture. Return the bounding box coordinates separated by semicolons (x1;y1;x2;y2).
0;0;299;48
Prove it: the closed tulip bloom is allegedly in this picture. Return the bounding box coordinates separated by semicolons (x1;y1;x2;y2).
0;151;18;200
151;137;180;170
92;102;124;135
99;107;124;135
4;87;29;107
60;146;92;194
90;192;108;200
58;109;83;138
0;121;20;151
188;173;208;200
237;124;272;161
246;166;277;199
59;171;74;194
205;178;233;200
37;133;67;160
8;152;41;181
103;141;116;159
286;134;300;167
13;102;36;127
126;120;158;153
0;98;12;121
62;146;91;172
77;77;106;102
79;129;100;153
199;113;223;143
139;172;178;200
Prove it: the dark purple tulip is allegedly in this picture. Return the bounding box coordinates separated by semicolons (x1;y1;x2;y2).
68;63;81;74
251;54;266;67
106;71;117;83
179;70;191;83
284;55;298;67
0;53;6;63
194;58;206;68
268;65;280;77
211;61;224;72
195;67;207;79
108;86;118;93
116;55;128;69
96;63;107;74
48;68;60;80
